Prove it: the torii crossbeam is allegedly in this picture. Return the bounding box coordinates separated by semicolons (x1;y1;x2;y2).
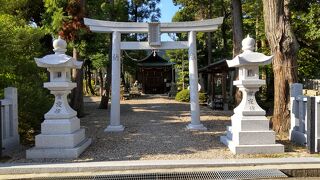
84;17;223;132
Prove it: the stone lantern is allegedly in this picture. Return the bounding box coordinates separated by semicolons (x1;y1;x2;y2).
220;35;284;154
26;36;91;159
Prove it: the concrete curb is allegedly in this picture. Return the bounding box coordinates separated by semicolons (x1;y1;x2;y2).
1;157;320;175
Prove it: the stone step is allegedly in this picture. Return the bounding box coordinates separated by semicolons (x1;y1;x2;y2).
27;137;92;159
220;135;284;154
232;144;284;154
35;128;85;148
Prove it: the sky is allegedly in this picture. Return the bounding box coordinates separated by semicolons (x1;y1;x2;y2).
158;0;180;41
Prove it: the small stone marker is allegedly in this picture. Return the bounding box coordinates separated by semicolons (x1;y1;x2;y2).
220;35;284;154
26;36;91;159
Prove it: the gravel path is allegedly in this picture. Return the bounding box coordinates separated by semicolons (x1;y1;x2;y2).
7;94;313;163
80;94;234;161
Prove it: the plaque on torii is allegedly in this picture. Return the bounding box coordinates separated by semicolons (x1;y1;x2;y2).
148;22;161;47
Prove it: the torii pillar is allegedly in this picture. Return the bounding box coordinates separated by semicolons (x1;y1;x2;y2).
187;31;206;130
105;31;124;132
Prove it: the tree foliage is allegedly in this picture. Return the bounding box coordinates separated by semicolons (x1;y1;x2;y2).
291;1;320;80
129;0;161;22
166;49;189;90
0;6;52;143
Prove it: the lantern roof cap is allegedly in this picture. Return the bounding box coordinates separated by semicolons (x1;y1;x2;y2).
227;35;273;67
34;36;82;69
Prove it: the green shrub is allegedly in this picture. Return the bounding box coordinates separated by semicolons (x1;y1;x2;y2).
199;92;207;103
175;89;207;103
175;89;190;102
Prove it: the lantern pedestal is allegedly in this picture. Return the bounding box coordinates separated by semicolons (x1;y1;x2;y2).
220;80;284;154
27;82;91;159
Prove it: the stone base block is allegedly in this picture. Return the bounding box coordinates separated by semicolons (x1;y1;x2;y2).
290;130;307;146
234;131;276;145
104;125;125;132
35;129;85;148
231;115;270;131
225;126;276;145
26;138;91;159
41;117;80;134
186;123;207;131
220;136;284;154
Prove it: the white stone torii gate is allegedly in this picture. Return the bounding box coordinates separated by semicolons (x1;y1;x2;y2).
84;17;223;132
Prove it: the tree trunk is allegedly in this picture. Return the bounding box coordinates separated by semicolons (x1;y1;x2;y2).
84;63;89;94
71;48;84;117
220;0;228;52
99;33;113;109
98;69;104;96
231;0;244;106
87;62;96;95
232;0;244;56
262;0;299;134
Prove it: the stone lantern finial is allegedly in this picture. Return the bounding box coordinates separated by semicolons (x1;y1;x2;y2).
53;36;67;54
242;34;255;52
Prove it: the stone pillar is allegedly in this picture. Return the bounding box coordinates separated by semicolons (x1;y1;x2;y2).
187;31;206;130
3;87;19;150
105;31;124;132
289;83;309;145
315;96;320;152
289;83;303;139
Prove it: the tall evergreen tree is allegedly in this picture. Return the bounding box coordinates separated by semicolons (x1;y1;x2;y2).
262;0;299;133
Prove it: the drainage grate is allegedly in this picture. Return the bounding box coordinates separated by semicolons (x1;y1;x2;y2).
93;171;222;180
218;169;287;179
33;169;287;180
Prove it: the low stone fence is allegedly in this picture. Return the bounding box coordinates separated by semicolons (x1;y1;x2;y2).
290;83;320;153
304;79;320;90
0;87;19;154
